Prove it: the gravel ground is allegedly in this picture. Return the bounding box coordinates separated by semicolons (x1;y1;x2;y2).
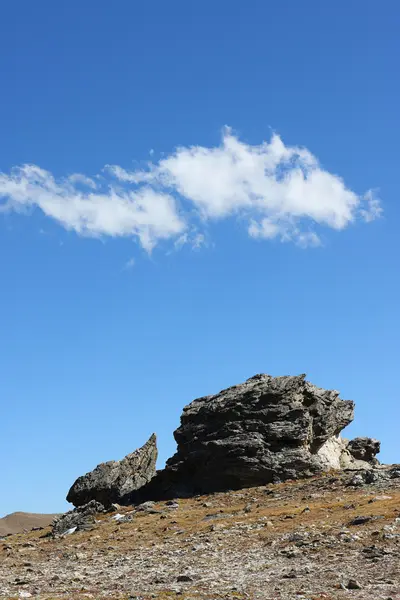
1;471;399;600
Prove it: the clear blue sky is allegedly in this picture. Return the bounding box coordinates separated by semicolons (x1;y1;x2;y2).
1;1;399;517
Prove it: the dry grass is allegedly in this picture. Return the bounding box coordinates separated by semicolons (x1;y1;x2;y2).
2;473;400;599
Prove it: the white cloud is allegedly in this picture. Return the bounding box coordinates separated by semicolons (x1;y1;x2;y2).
124;257;135;270
359;189;382;223
174;230;206;251
67;173;98;189
0;128;381;251
0;165;185;252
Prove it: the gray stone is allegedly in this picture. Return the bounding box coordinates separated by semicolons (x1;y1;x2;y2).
346;579;362;589
67;434;157;507
52;500;105;536
142;374;356;498
347;437;380;464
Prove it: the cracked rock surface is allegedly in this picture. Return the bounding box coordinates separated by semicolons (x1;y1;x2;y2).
142;374;361;498
67;434;157;508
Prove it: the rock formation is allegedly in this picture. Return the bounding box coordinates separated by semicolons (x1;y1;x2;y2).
67;434;157;508
138;374;379;499
317;435;380;471
52;500;105;536
65;374;382;506
347;437;380;464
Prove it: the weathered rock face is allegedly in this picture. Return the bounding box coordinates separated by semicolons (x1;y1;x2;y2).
52;500;105;536
316;435;380;471
142;374;356;498
347;437;380;464
67;434;157;507
64;375;383;506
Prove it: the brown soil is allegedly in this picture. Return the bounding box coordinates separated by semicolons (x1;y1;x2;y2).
0;513;58;537
1;472;399;599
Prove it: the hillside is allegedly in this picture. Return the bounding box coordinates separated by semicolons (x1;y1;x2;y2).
1;470;399;599
0;513;58;537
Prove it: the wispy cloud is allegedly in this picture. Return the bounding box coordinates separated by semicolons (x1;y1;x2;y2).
0;128;381;251
123;257;136;270
0;165;184;252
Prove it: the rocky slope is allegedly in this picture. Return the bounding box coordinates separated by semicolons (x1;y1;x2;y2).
1;373;397;599
1;468;400;599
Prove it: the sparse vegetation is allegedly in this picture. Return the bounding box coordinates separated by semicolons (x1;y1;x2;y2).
1;472;399;599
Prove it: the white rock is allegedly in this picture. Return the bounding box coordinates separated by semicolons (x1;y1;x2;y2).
111;513;124;521
63;526;77;536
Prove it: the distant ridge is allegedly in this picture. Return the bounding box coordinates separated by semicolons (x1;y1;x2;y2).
0;512;58;536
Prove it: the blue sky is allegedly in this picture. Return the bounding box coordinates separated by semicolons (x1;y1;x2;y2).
0;1;399;516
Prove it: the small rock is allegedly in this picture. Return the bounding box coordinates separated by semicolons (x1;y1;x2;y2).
63;526;77;536
136;501;156;511
347;579;362;590
369;495;392;502
349;474;365;487
349;516;372;526
111;513;124;521
176;574;193;582
282;569;297;579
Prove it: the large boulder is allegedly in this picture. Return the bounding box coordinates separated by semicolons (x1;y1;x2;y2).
67;434;157;507
347;437;380;464
141;374;356;498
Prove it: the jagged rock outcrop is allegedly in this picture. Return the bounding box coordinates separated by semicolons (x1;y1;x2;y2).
52;500;105;536
347;437;380;464
317;435;380;470
138;374;365;499
67;434;157;507
65;374;383;505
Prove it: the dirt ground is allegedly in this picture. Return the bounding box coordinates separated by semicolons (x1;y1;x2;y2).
1;471;399;600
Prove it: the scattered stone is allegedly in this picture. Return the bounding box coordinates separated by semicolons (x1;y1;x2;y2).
111;513;125;521
282;569;298;579
349;474;366;487
370;495;392;502
136;501;156;511
52;500;105;536
176;574;193;582
346;579;362;589
349;516;372;526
